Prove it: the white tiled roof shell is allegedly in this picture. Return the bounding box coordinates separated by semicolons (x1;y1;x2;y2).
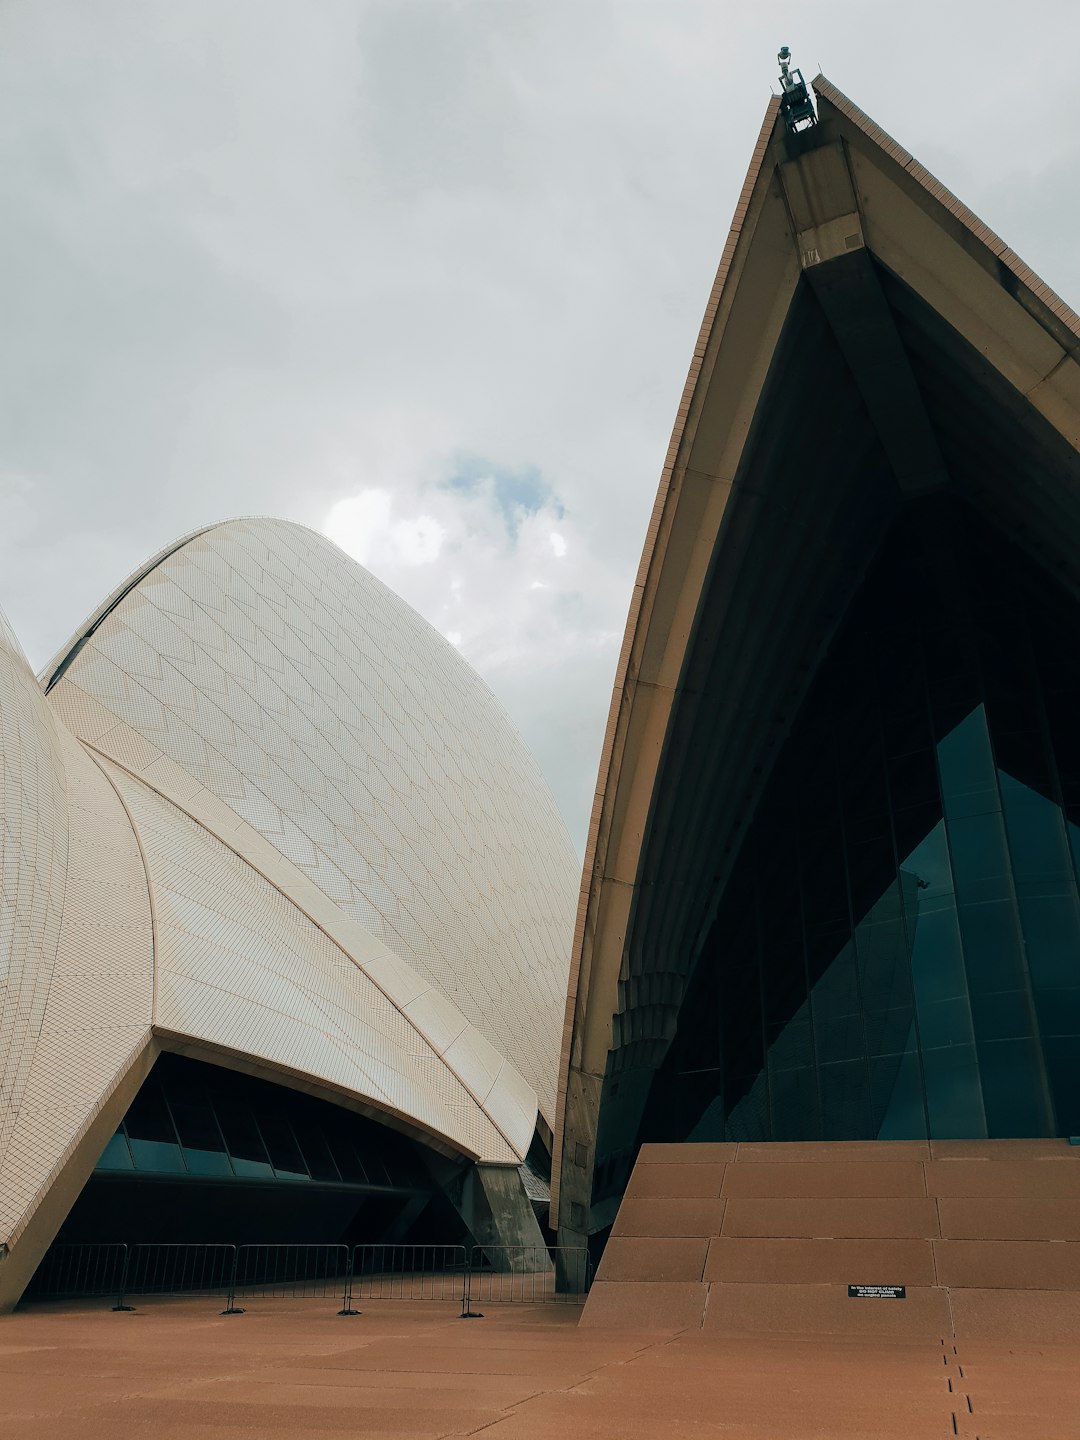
0;610;68;1162
104;762;524;1163
44;519;578;1123
0;655;529;1260
0;614;154;1248
2;497;578;1252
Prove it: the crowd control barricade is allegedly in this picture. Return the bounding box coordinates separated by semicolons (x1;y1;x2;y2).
24;1243;129;1302
229;1243;352;1312
466;1246;592;1306
350;1244;468;1304
116;1243;237;1310
23;1238;592;1313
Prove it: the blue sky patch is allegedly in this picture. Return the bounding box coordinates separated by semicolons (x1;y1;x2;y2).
443;456;565;537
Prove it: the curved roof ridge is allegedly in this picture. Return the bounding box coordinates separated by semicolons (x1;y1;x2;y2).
39;514;339;694
550;94;783;1214
39;514;563;821
86;740;536;1160
41;522;220;693
813;73;1080;348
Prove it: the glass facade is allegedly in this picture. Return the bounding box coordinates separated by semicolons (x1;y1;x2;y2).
645;498;1080;1143
45;1054;480;1254
95;1053;430;1191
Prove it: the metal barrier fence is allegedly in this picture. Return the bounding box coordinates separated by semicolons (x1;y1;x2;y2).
23;1241;592;1313
117;1244;237;1309
232;1244;351;1307
467;1246;591;1306
25;1242;129;1301
351;1244;468;1303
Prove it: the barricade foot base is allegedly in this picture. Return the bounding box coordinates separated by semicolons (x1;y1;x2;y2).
459;1310;484;1319
338;1308;360;1315
220;1306;245;1315
111;1304;135;1312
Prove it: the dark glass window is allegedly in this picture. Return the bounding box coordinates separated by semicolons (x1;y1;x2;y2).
215;1099;274;1178
170;1091;233;1177
294;1126;343;1183
641;499;1080;1147
94;1054;437;1195
97;1132;134;1171
255;1112;310;1180
124;1079;187;1173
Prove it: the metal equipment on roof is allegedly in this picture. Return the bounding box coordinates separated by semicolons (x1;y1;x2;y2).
777;46;817;132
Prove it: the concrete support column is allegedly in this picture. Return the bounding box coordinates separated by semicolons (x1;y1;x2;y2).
439;1162;551;1272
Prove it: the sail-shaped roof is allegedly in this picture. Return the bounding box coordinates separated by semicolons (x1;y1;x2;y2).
1;517;578;1308
552;77;1080;1237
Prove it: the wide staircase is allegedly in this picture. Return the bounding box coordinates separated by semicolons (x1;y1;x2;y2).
583;1139;1080;1339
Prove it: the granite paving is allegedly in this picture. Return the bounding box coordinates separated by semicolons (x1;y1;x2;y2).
1;1296;1077;1438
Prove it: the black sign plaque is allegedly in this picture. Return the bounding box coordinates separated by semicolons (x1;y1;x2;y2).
847;1284;906;1299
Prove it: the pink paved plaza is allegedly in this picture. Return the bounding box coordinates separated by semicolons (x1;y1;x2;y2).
2;1297;1079;1438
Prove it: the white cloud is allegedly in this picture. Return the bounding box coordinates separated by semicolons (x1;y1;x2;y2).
0;0;1077;850
324;490;392;567
326;490;445;568
320;460;625;838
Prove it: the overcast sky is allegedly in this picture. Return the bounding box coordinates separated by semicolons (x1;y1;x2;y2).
1;1;1077;852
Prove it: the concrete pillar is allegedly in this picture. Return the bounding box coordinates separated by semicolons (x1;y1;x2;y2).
437;1161;551;1272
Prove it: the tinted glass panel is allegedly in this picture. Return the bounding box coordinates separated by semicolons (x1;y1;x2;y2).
170;1094;233;1177
97;1132;134;1171
256;1113;310;1180
640;500;1080;1148
94;1055;436;1195
216;1101;274;1178
124;1079;186;1173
